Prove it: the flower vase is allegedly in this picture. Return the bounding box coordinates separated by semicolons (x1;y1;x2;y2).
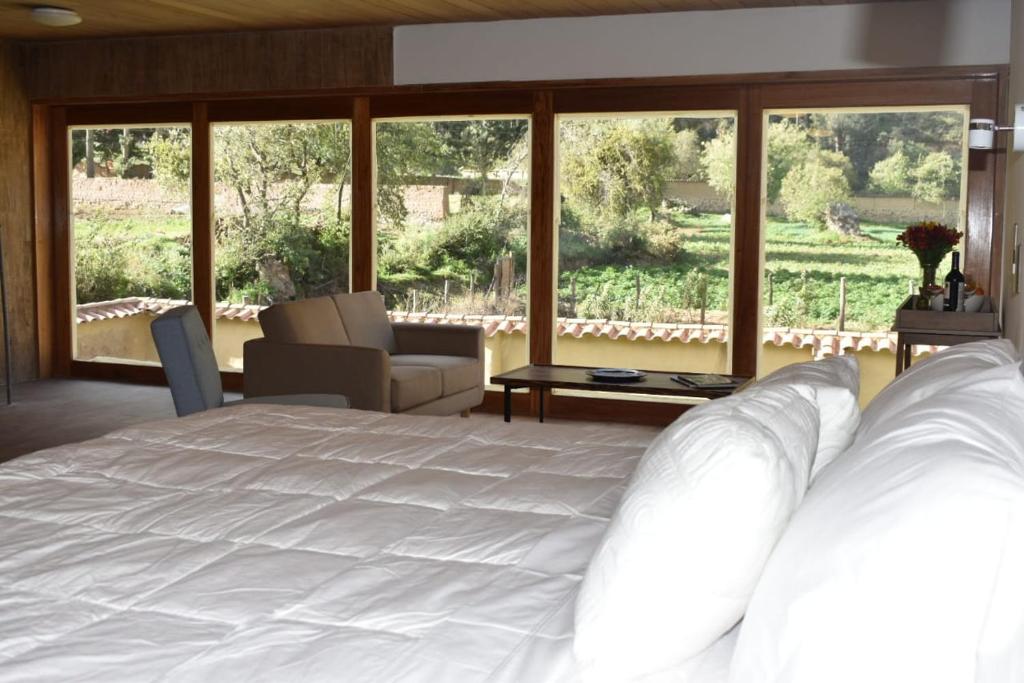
920;263;939;290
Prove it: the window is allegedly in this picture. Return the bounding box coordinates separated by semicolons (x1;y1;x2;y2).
71;125;192;365
53;73;1001;422
554;113;737;385
758;107;969;390
374;117;531;383
211;120;352;370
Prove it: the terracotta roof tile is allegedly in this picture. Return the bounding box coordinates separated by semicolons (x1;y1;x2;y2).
76;296;936;356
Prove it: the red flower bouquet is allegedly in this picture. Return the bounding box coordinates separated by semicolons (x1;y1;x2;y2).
896;221;962;287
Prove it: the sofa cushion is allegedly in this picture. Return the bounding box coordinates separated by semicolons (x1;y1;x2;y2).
755;353;860;480
731;361;1024;683
390;354;481;396
574;383;820;681
258;297;349;345
331;292;397;353
390;365;443;412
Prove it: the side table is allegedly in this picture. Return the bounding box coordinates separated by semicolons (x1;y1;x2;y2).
893;327;1001;375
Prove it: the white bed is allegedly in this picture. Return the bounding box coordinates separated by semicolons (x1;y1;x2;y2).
0;404;735;682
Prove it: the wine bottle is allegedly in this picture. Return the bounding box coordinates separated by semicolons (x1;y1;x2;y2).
944;250;965;312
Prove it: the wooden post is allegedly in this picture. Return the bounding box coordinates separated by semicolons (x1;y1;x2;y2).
700;274;708;327
191;102;214;337
838;276;847;332
768;271;774;306
411;289;417;313
494;254;514;302
634;272;641;318
570;274;577;317
908;279;915;296
443;279;449;309
350;97;374;292
469;273;475;304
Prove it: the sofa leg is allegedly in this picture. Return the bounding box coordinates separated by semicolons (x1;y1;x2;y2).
460;409;471;418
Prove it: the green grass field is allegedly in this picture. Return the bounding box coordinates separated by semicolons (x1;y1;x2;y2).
560;211;941;332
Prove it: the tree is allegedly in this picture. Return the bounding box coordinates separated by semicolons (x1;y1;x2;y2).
432;120;528;192
807;111;964;192
911;150;959;203
673;128;704;181
702;127;735;199
561;119;677;220
146;129;192;193
868;149;912;196
780;150;852;228
315;123;352;220
375;122;444;226
702;119;812;202
765;120;814;203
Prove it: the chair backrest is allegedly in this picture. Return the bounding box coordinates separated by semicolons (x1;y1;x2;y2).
258;297;351;345
151;305;224;417
331;291;396;353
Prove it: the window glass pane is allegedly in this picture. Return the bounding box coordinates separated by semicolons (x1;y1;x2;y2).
71;126;192;365
212;120;352;370
554;113;737;398
375;117;531;385
759;107;969;402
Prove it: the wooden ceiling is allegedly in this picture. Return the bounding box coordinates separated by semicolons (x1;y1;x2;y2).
1;0;901;41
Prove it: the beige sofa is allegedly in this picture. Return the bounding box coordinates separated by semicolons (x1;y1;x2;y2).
243;292;484;416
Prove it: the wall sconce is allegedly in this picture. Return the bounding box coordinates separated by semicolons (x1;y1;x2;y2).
969;106;1024;150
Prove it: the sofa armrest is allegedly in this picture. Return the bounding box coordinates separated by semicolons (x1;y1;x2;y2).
391;323;484;359
243;339;390;412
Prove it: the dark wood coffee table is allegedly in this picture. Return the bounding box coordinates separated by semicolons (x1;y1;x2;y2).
490;364;752;422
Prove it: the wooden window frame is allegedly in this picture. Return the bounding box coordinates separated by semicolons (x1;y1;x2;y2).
33;65;1007;424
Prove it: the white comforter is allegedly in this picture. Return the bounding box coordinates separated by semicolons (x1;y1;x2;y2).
0;405;734;682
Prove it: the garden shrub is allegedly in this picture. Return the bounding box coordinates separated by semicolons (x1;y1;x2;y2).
75;218;191;303
780;151;852;228
911;151;959;204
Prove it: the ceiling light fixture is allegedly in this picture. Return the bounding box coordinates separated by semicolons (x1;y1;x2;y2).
30;6;82;28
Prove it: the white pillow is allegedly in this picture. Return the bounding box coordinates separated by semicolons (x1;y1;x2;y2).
859;338;1019;440
756;354;860;479
574;384;820;682
731;361;1024;683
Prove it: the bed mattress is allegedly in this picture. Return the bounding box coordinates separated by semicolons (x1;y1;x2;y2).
0;405;734;682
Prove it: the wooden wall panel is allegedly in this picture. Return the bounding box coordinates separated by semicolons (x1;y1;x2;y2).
22;25;394;102
32;104;52;379
0;41;38;385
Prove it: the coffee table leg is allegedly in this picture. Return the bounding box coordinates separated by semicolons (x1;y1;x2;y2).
539;389;544;423
504;385;512;422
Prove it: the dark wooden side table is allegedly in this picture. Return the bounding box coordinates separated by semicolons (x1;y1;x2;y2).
892;295;1001;376
893;328;1001;375
490;364;751;422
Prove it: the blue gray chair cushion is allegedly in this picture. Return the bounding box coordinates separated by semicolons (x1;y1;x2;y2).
151;306;225;417
151;305;348;417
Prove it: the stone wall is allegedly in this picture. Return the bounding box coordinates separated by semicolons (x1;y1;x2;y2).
665;180;961;225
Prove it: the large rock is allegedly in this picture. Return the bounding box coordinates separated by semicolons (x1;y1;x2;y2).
825;202;862;236
258;258;296;300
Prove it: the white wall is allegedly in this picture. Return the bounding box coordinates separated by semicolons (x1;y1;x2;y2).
395;0;1010;85
1002;0;1024;350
